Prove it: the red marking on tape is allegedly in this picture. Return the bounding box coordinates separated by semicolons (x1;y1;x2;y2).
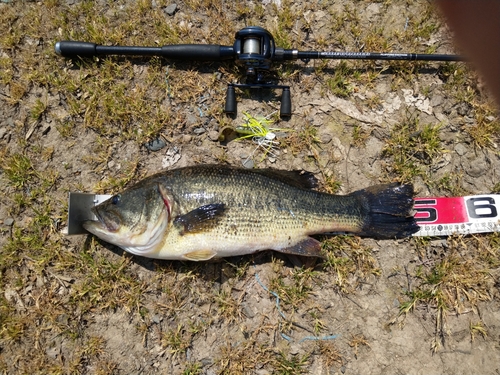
414;197;468;224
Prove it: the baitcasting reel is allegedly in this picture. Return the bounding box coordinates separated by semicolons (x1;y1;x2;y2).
226;26;291;117
55;26;462;118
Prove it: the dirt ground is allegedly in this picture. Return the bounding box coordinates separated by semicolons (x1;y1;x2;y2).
1;0;499;374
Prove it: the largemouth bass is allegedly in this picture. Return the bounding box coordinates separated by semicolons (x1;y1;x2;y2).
83;165;419;260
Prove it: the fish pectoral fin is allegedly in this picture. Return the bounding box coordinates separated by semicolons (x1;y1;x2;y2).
183;249;217;261
173;203;226;234
276;237;325;258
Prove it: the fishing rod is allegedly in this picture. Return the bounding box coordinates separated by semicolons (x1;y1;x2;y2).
55;26;463;118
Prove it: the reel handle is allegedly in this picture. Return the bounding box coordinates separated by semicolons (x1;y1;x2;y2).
224;83;292;118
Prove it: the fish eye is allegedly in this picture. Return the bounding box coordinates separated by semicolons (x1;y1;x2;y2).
111;194;121;205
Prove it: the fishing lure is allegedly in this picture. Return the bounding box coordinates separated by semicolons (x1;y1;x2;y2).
235;111;290;163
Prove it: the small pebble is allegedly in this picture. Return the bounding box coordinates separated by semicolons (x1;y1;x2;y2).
164;3;178;16
208;130;219;141
144;137;167;152
4;217;14;226
242;158;254;169
454;143;468;156
193;127;206;135
320;133;332;144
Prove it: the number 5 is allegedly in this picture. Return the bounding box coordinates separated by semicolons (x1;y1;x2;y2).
414;199;438;222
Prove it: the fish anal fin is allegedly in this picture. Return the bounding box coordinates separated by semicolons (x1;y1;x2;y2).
183;249;217;261
174;203;226;235
276;237;324;258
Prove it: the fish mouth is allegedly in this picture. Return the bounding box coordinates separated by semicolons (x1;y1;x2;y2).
82;219;105;235
84;207;121;234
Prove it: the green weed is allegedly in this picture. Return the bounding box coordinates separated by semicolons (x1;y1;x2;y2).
383;114;447;184
275;351;309;375
322;236;380;294
395;235;497;352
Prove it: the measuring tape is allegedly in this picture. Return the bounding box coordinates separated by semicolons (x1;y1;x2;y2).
413;195;500;236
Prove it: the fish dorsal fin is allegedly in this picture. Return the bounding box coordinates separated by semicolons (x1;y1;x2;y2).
275;237;325;258
173;203;226;235
253;169;318;190
183;249;217;261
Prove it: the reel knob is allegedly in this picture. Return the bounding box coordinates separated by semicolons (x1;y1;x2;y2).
224;85;237;115
280;87;292;117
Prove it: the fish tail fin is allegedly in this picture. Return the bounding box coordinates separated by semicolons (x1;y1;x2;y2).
352;183;420;239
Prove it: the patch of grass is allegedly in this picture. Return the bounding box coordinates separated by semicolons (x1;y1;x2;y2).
161;323;192;357
466;107;500;149
438;63;500;149
348;334;370;359
275;350;310;375
309;309;327;336
94;160;139;194
212;289;243;322
215;338;274;375
382;114;447;184
394;235;497;352
270;0;297;50
363;27;390;52
326;62;353;98
29;96;48;122
0;298;26;344
318;341;344;368
70;240;147;313
269;265;318;309
182;362;203;375
430;171;468;196
2;153;37;188
469;320;488;342
321;172;342;194
351;125;371;147
285;122;321;157
0;44;13;73
321;236;381;294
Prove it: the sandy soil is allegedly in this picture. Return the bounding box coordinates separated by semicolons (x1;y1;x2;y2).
1;0;499;374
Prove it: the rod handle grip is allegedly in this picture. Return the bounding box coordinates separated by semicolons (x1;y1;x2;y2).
161;45;233;60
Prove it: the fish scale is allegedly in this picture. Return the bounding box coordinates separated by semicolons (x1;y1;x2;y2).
83;165;419;260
